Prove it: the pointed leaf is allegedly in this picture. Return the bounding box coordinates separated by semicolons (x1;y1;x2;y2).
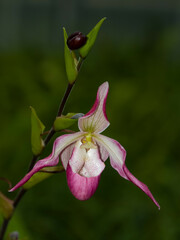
79;17;106;58
65;112;77;118
53;113;77;132
63;28;78;84
30;106;45;156
0;192;14;219
23;166;64;190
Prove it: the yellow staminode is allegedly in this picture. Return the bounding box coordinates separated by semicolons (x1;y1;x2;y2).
81;133;96;150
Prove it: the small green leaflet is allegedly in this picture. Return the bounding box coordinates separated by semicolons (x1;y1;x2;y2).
0;192;14;219
53;113;77;132
63;28;78;84
30;106;45;156
80;17;106;58
23;166;64;190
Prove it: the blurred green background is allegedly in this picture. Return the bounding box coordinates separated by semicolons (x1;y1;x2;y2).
0;1;180;240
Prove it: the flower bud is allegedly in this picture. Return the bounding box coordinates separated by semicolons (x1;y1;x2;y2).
9;231;19;240
71;113;84;119
67;32;87;50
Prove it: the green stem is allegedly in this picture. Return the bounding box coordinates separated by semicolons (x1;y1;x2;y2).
57;83;74;117
0;56;84;240
77;57;84;71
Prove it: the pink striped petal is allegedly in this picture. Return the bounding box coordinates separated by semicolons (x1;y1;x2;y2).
123;165;160;209
66;163;101;200
78;82;110;134
9;132;83;192
94;134;160;209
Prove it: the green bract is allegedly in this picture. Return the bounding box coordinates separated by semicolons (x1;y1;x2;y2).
30;106;45;156
79;17;106;58
63;28;78;84
0;192;14;219
53;113;77;132
23;166;64;190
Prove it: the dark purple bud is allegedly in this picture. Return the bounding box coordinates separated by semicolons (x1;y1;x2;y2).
67;32;87;50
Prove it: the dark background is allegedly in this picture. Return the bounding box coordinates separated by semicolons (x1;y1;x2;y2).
0;0;180;239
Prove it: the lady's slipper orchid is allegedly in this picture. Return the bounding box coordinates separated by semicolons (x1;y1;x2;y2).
10;82;160;209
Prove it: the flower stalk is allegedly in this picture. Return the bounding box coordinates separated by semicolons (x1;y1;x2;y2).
0;55;85;240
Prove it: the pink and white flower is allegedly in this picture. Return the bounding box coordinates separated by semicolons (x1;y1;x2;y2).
10;82;160;209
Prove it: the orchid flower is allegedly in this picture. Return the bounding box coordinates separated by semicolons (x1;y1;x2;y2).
10;82;160;209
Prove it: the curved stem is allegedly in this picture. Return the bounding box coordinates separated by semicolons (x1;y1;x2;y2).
77;57;84;71
0;220;9;240
0;57;84;240
57;83;74;117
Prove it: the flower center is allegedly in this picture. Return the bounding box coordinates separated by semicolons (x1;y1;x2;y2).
80;133;97;150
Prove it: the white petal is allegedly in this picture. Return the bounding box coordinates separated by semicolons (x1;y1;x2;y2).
69;140;105;177
96;141;109;162
60;143;75;169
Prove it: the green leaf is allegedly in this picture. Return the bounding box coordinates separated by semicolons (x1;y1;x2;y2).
23;166;64;190
63;28;78;84
30;106;45;156
65;112;77;118
53;113;77;132
0;192;14;219
79;17;106;58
